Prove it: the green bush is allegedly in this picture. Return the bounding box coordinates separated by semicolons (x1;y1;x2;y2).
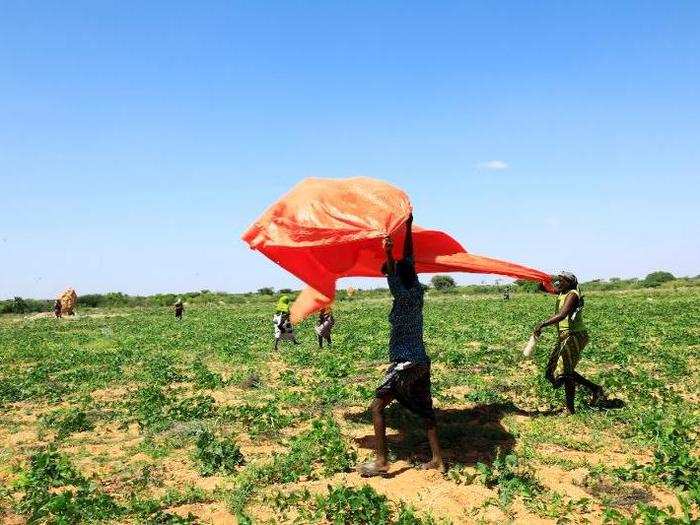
430;275;456;291
316;484;391;525
514;279;541;293
16;446;122;523
195;430;245;476
617;412;700;492
227;417;356;515
603;494;696;524
222;400;293;437
0;296;49;314
191;359;224;389
642;271;675;288
475;450;542;507
131;386;216;430
41;407;94;438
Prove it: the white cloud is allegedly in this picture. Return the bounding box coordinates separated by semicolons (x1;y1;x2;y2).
477;160;509;171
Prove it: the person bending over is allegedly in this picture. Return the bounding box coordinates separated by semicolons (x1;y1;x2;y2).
315;307;335;348
273;295;300;350
174;298;184;320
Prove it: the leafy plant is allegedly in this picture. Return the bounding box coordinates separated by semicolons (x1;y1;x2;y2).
191;359;223;389
475;450;542;507
41;407;94;438
642;271;675;288
616;412;700;492
227;417;356;514
15;445;122;524
194;429;245;476
316;484;391;525
221;400;293;437
430;275;456;291
603;494;697;524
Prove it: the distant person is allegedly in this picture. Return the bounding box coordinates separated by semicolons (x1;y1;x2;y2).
315;307;335;348
174;298;184;320
534;272;606;414
273;295;299;350
53;299;62;318
503;287;510;300
359;213;444;477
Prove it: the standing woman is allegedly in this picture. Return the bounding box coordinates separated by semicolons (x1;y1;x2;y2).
534;272;605;413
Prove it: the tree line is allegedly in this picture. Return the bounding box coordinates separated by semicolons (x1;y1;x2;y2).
1;271;697;315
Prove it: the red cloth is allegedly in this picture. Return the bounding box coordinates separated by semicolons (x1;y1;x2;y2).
242;177;554;323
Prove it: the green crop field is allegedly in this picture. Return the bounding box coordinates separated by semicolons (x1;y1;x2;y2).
1;288;698;524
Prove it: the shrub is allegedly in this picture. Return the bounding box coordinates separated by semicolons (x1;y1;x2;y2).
316;485;391;525
514;279;540;293
617;412;700;492
226;417;356;515
16;446;122;523
131;387;216;430
194;430;245;476
222;401;293;437
41;407;94;438
603;494;696;524
169;395;217;422
430;275;456;291
475;450;542;507
257;287;274;295
12;296;29;314
642;271;675;288
146;354;184;385
191;359;223;389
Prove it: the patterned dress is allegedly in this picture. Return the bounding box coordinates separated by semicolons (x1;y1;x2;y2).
387;257;429;364
375;257;434;421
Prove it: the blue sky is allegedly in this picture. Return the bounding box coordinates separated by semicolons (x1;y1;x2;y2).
1;1;698;299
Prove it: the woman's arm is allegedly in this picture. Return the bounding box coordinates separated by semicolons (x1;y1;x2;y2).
534;293;578;337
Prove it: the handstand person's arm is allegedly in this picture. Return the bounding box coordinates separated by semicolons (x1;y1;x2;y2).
403;213;414;262
384;236;396;276
534;293;578;337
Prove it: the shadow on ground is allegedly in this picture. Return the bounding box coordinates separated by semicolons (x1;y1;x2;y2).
346;402;551;468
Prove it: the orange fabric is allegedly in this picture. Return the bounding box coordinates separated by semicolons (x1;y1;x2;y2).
242;177;554;323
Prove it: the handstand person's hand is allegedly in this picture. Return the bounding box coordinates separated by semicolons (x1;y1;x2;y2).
383;236;393;252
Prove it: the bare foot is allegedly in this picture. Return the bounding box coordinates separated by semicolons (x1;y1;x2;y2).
420;459;446;473
358;460;390;478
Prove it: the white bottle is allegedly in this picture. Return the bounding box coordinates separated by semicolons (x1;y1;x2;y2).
523;334;539;357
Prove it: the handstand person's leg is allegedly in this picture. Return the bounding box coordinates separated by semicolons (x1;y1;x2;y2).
371;395;392;468
422;418;445;472
358;395;393;476
326;334;332;346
